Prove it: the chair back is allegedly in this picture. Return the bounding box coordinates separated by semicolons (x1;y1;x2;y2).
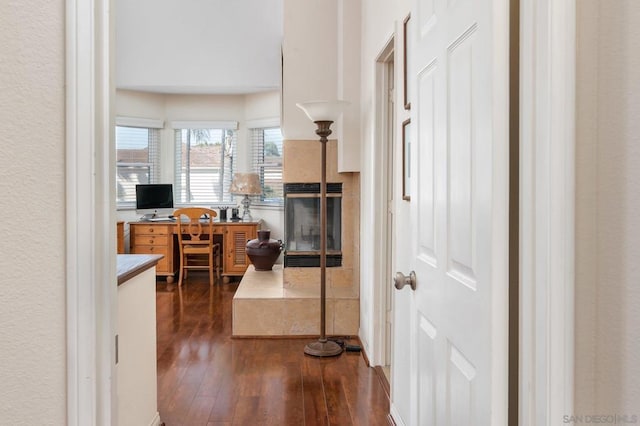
174;207;217;247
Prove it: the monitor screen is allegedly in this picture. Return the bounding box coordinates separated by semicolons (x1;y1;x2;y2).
135;184;174;211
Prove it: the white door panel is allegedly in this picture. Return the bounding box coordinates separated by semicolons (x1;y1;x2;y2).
391;0;509;423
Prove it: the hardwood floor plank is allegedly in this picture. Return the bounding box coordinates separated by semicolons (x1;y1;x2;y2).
183;396;216;426
301;356;330;425
196;341;232;397
155;275;389;426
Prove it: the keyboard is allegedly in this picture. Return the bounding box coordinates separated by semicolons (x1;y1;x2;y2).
148;217;175;222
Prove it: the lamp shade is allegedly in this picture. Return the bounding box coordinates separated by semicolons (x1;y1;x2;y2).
229;172;262;195
296;100;350;123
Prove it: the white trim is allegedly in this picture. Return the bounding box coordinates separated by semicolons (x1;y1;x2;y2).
170;120;238;130
149;412;162;426
116;116;164;129
519;0;575;424
371;34;396;367
246;117;280;129
66;0;116;424
389;404;407;426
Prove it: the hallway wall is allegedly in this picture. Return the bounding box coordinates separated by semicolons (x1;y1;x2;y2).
0;0;66;423
576;0;640;414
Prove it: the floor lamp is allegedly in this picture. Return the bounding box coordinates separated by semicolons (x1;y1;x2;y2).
296;100;350;357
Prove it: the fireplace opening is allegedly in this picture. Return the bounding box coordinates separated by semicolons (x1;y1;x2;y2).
284;183;342;267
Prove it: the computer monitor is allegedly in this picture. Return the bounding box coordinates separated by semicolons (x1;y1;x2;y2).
135;184;174;219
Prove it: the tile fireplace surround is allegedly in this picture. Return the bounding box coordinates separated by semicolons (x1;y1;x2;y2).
232;139;360;337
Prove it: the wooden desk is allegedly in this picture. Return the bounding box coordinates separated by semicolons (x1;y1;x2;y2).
129;221;260;283
117;221;125;254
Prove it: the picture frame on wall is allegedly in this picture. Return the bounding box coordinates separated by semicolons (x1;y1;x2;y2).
402;118;411;201
403;13;411;110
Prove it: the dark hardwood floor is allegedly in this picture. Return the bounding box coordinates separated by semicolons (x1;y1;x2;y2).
155;274;390;426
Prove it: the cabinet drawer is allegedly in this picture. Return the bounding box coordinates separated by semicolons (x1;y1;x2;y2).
133;235;168;246
132;244;169;256
131;245;169;271
132;225;170;235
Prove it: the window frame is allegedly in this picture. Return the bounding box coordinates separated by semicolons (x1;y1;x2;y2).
115;117;163;209
171;121;239;207
249;123;284;208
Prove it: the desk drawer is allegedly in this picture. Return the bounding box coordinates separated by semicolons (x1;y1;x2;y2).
133;225;171;235
132;245;169;271
133;235;168;246
132;244;169;255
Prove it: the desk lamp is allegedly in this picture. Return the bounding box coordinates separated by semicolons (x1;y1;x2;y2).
296;99;350;357
229;172;262;222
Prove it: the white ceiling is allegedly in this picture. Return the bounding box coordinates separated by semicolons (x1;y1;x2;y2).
115;0;283;95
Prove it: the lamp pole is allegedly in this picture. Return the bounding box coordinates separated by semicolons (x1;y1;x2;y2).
303;120;342;357
296;100;349;357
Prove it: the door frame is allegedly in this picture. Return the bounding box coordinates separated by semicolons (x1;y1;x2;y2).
66;0;577;423
371;35;396;367
66;0;116;424
519;0;575;423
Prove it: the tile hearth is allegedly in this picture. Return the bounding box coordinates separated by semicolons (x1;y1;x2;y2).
232;265;359;337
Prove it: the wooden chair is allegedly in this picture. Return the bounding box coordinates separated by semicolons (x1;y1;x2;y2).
174;207;221;287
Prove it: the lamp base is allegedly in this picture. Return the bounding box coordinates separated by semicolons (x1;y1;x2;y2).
304;339;343;357
240;194;253;222
241;210;253;222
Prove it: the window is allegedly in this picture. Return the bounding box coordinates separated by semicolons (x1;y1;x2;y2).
116;123;161;206
174;126;237;204
250;127;283;206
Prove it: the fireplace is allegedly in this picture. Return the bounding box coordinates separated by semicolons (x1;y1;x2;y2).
284;183;342;267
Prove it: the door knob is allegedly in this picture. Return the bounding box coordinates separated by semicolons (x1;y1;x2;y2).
394;271;417;291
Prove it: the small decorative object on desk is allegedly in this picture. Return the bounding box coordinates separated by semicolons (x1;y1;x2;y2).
246;230;283;271
218;207;228;222
230;207;241;222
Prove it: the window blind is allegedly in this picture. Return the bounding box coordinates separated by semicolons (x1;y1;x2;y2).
174;128;237;204
250;127;283;206
116;125;161;206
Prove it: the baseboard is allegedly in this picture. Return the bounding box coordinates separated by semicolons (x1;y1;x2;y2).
373;365;391;400
149;411;162;426
386;413;397;425
389;405;405;426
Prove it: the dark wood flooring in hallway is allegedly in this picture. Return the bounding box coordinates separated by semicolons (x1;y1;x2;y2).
155;275;390;426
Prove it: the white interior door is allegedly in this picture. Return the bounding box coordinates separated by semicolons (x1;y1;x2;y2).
391;0;510;424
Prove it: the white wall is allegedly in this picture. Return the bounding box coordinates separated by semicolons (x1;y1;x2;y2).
0;0;66;423
116;0;282;94
282;0;339;141
576;0;640;414
281;0;362;173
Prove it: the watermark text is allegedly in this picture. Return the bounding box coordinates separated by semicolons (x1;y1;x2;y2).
563;414;638;424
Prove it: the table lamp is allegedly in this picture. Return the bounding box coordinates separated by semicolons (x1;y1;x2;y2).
296;99;350;357
229;172;262;222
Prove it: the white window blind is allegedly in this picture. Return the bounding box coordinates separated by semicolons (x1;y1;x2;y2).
250;127;283;206
116;125;161;206
174;127;237;204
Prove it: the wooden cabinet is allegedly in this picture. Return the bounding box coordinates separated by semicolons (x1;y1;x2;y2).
129;223;178;283
128;221;259;283
224;224;258;276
